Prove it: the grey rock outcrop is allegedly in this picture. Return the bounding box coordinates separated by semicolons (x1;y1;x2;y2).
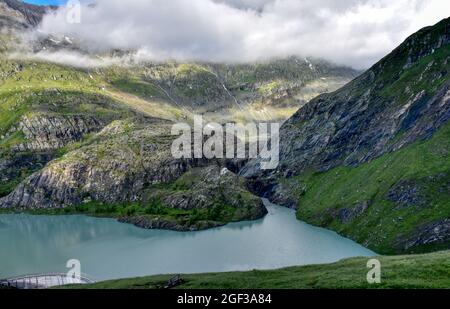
148;164;266;214
334;202;370;224
0;118;266;222
0;0;54;28
396;219;450;252
0;119;184;208
119;165;267;231
11;114;105;151
242;17;450;191
387;180;427;209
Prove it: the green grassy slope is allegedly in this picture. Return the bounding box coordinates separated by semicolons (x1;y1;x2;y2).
267;18;450;255
0;57;189;197
0;59;137;197
65;250;450;289
0;59;185;123
292;109;450;255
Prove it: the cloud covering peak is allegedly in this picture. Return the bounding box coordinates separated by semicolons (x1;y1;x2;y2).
38;0;450;69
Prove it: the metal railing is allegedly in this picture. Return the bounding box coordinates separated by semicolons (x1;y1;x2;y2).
0;273;96;289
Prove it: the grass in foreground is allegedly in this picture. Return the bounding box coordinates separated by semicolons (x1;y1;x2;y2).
64;250;450;289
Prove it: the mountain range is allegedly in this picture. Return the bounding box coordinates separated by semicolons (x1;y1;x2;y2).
0;1;448;255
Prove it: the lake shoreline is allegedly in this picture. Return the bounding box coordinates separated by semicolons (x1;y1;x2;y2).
0;199;269;233
60;250;450;289
0;201;375;280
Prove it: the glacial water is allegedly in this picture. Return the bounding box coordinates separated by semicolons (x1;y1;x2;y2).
0;200;375;281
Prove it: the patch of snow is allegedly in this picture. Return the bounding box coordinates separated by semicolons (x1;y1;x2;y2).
304;57;315;71
64;36;73;44
49;38;61;44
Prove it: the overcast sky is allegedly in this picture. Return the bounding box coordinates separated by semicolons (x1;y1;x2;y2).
36;0;450;69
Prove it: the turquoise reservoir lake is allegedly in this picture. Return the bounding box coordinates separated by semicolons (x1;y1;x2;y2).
0;200;375;281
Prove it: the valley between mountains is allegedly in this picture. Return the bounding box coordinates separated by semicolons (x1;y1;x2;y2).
0;0;449;279
0;0;359;233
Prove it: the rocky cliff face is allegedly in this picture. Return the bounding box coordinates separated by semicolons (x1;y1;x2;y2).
0;119;186;208
241;17;450;254
11;114;105;151
243;18;450;179
0;0;53;31
0;116;266;230
120;164;267;231
0;0;53;27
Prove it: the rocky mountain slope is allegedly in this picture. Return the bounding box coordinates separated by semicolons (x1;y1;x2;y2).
0;56;267;229
0;1;359;124
0;0;52;30
0;0;55;54
116;59;358;123
0;1;360;230
242;17;450;254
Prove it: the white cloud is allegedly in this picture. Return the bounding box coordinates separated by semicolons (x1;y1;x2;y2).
36;0;450;69
9;50;126;68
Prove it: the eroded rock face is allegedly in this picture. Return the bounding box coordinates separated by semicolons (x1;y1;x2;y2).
0;119;184;208
396;219;450;252
0;152;52;182
150;165;266;214
242;82;450;181
0;0;53;27
0;152;54;198
387;180;426;209
0;116;267;230
0;118;266;225
119;165;267;231
264;182;299;210
241;19;450;182
11;114;105;151
334;202;370;224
